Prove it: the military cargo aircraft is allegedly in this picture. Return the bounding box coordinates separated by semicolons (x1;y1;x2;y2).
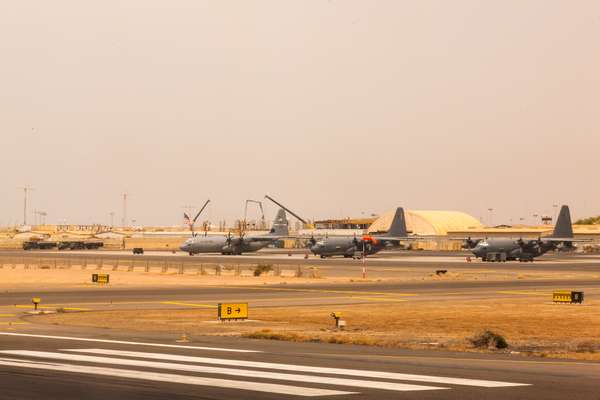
464;205;584;262
308;207;417;258
180;208;290;255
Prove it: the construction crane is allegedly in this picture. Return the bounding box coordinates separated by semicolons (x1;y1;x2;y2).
244;200;266;231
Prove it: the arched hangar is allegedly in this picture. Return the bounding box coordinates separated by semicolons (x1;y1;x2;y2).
368;210;483;236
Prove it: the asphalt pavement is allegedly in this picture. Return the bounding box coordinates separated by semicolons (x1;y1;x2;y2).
1;331;600;399
3;249;600;272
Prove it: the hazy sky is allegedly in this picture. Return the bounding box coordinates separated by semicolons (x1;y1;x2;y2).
1;1;599;227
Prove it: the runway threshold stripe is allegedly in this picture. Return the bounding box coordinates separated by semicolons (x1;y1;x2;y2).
0;351;443;392
0;357;351;397
0;333;260;353
67;349;529;388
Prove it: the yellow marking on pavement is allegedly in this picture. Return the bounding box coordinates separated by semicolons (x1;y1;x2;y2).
349;296;408;302
0;314;16;317
14;305;58;309
0;322;29;325
436;292;473;295
496;291;549;296
227;286;417;297
15;300;180;308
250;296;350;302
160;301;216;308
14;305;90;311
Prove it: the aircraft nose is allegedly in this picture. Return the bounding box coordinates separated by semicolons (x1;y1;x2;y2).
180;243;189;252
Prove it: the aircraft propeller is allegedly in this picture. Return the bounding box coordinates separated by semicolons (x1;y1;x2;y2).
462;236;480;249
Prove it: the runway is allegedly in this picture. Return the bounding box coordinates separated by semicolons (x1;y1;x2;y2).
0;331;599;399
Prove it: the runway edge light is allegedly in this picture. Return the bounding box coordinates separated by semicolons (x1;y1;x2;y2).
31;298;41;311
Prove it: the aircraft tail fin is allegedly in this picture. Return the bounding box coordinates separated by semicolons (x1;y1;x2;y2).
387;207;408;237
269;209;289;236
551;205;573;239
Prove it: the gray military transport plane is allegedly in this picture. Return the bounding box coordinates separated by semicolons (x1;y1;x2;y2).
180;208;289;255
464;205;584;262
308;207;417;258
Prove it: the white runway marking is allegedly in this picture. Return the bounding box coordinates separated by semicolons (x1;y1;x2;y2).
67;348;529;388
0;357;350;397
0;332;259;353
0;350;444;392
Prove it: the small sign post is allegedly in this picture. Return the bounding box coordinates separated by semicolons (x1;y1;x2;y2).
217;303;248;321
92;274;110;284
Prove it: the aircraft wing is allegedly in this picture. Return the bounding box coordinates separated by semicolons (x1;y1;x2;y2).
373;235;425;242
244;235;280;242
540;237;592;242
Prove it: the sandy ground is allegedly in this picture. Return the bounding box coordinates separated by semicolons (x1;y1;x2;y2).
0;268;332;290
31;297;600;360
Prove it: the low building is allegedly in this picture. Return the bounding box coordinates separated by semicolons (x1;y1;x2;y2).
313;218;376;230
369;210;483;235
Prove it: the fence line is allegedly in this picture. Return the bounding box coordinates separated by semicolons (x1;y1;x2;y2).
0;255;307;277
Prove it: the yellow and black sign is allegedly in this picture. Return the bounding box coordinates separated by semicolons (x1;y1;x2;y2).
553;290;584;304
31;297;41;311
92;273;110;284
218;303;248;321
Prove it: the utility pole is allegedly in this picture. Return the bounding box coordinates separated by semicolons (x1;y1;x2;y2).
33;210;46;226
121;193;128;227
17;186;34;226
362;240;367;279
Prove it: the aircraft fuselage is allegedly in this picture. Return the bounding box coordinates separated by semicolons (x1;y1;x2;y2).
180;235;275;255
309;236;399;258
471;238;556;261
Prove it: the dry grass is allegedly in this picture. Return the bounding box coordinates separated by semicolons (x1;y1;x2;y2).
32;297;600;360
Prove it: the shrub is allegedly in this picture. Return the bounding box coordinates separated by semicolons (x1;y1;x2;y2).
469;330;508;349
254;264;273;276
